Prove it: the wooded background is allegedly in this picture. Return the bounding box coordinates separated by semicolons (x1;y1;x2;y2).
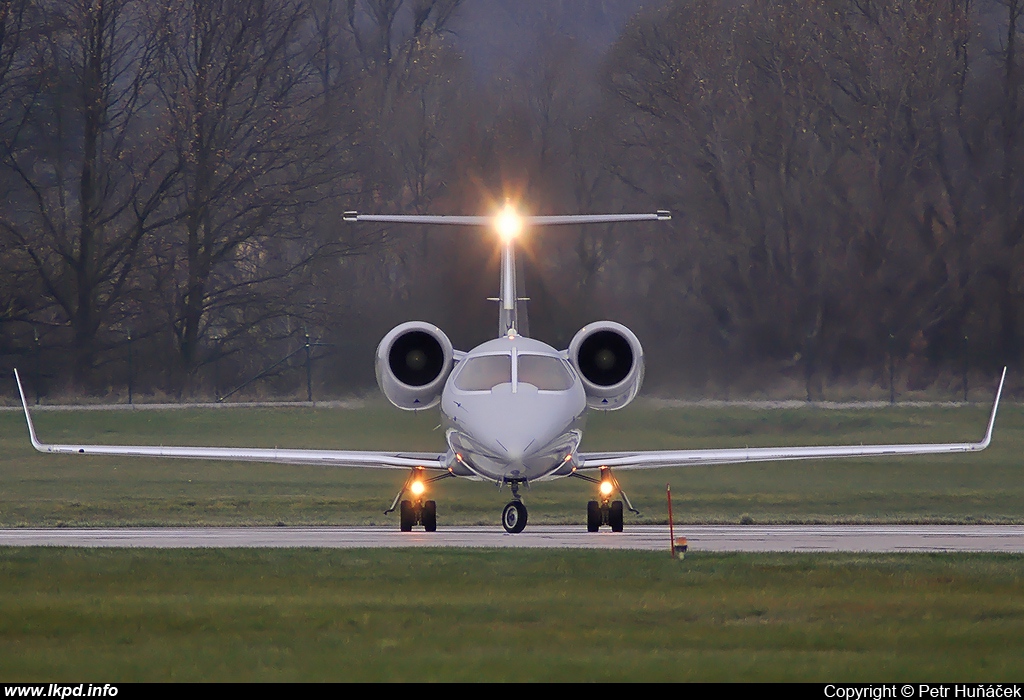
1;0;1021;400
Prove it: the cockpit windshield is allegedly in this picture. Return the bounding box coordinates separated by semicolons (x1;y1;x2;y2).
517;354;574;391
453;355;512;391
453;352;575;392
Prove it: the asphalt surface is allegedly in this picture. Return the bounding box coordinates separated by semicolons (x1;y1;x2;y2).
0;525;1021;552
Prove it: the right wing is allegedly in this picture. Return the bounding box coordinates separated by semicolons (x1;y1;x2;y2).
578;368;1006;471
14;370;446;471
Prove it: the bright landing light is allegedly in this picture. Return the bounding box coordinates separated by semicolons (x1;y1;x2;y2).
599;480;614;497
410;480;425;497
495;204;522;243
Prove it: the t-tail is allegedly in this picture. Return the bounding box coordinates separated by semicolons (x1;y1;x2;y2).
343;207;671;339
498;227;519;336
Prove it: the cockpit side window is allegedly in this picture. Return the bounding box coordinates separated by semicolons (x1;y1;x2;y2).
517;354;574;391
453;355;512;391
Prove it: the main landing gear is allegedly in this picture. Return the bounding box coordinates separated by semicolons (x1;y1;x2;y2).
587;498;624;532
387;466;451;532
400;498;437;532
573;467;638;533
501;479;528;534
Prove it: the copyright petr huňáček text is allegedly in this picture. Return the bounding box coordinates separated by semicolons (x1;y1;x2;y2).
825;686;1022;699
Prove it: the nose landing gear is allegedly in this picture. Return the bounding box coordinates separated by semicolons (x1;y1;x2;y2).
501;500;527;533
500;478;528;534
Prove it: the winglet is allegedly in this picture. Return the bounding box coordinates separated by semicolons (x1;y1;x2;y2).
979;367;1007;449
13;369;45;452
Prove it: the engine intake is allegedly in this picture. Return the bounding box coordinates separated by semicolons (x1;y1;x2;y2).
376;322;454;410
568;321;644;410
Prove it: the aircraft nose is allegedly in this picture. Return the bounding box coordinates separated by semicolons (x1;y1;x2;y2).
457;390;575;460
488;413;551;462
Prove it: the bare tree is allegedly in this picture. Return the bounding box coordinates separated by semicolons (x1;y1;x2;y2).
0;0;175;384
151;0;352;378
0;0;34;330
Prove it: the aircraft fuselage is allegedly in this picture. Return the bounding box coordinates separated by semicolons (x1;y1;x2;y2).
441;334;587;483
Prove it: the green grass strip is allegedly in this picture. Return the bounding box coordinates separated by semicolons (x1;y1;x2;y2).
0;548;1021;681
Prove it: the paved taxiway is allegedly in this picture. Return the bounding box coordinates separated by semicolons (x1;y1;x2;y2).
0;525;1021;552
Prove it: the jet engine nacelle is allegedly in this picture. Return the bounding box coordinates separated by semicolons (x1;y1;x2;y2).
568;321;644;410
376;321;454;410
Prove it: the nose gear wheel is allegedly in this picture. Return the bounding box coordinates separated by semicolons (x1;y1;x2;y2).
501;500;528;534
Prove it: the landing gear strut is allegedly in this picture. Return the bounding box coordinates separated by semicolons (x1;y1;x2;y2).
387;466;451;532
574;467;638;533
501;479;528;534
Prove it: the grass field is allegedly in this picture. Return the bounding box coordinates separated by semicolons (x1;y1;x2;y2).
0;548;1021;682
1;400;1022;527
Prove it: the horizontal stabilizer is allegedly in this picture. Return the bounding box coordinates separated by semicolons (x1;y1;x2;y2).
343;211;671;226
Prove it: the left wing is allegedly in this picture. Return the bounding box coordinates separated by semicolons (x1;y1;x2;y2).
579;368;1006;470
13;370;446;471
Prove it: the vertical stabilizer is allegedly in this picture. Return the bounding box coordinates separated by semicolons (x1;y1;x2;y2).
499;239;518;336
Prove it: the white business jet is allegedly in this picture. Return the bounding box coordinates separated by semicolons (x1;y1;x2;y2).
15;204;1005;533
